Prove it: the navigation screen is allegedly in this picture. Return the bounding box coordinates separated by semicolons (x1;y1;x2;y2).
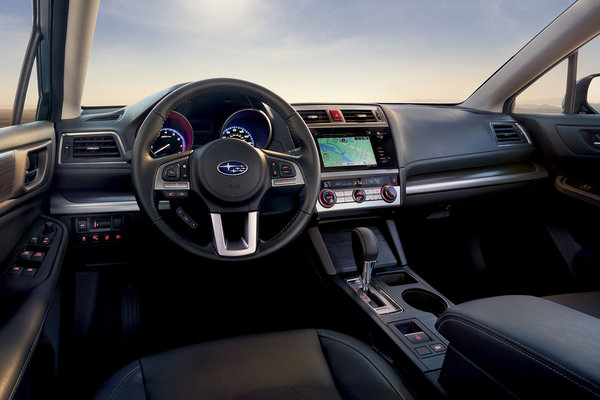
317;136;378;168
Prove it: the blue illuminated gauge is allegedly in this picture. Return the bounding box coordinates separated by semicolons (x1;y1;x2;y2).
151;127;186;157
221;126;255;146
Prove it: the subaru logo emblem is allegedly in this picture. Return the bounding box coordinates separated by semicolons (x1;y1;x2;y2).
217;161;248;176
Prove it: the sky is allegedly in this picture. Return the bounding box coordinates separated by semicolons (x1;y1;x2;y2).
0;0;583;108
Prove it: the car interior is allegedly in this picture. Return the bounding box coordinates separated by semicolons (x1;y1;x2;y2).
1;0;600;399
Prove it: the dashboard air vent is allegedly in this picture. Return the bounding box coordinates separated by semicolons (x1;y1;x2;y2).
491;123;528;145
72;135;121;158
298;110;330;124
341;109;377;123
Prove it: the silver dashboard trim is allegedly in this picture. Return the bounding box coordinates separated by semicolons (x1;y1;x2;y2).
50;192;139;214
406;163;548;195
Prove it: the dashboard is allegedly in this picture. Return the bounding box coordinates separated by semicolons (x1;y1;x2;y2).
52;85;548;220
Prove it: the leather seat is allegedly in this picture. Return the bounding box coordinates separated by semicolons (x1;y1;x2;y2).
544;291;600;319
94;329;414;400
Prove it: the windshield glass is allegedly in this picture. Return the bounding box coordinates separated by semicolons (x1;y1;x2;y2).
81;0;574;106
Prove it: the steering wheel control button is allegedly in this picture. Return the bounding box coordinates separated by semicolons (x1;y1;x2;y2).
163;190;188;199
163;163;181;181
78;234;90;244
352;189;366;203
279;163;295;178
176;207;198;229
381;185;397;203
180;162;190;180
405;332;430;345
270;161;280;178
319;189;337;208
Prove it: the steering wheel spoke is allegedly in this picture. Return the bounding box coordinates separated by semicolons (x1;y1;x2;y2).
210;211;259;256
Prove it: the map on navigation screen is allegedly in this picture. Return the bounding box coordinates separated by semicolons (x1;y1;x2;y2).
317;136;377;168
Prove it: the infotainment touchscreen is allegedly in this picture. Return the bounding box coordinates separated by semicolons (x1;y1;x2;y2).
317;136;378;168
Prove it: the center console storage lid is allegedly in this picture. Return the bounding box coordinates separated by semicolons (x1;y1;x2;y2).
435;295;600;398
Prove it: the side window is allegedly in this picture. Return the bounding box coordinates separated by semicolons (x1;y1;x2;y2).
513;34;600;114
513;59;568;114
0;2;39;128
577;35;600;113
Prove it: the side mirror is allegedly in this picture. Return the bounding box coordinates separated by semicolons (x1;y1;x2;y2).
572;73;600;114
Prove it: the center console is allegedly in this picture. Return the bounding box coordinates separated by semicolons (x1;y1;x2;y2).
294;105;401;214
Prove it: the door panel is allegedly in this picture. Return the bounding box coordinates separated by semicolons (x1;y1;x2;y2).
0;121;55;218
0;120;64;399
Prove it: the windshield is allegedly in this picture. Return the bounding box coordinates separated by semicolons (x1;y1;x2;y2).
81;0;574;106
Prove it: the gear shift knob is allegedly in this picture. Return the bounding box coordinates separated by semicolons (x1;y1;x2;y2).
352;227;379;292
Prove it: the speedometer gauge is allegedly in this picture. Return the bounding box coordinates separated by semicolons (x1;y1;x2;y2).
221;126;255;146
220;109;272;148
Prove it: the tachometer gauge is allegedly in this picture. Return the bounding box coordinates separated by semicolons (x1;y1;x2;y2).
150;111;193;158
151;127;186;156
221;126;255;146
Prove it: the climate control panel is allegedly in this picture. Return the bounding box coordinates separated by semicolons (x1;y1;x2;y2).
316;173;400;213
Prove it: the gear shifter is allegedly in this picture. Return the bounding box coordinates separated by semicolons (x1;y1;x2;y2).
352;227;378;293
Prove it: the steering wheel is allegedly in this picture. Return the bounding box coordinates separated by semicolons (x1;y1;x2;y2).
132;78;320;261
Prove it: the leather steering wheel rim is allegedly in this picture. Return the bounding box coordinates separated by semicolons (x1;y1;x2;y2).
132;78;320;261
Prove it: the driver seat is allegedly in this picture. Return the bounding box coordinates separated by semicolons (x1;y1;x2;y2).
94;329;414;400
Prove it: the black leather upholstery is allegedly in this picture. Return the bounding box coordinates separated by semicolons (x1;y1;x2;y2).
94;329;414;400
544;291;600;319
436;295;600;399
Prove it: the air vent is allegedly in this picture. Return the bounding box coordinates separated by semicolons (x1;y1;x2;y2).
491;123;527;145
72;135;121;158
341;109;377;123
298;110;330;124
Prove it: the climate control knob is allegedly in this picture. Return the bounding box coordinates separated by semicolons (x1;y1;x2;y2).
319;189;337;208
352;189;366;203
381;185;397;203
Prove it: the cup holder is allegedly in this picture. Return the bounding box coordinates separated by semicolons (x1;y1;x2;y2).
378;271;417;286
402;289;448;317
